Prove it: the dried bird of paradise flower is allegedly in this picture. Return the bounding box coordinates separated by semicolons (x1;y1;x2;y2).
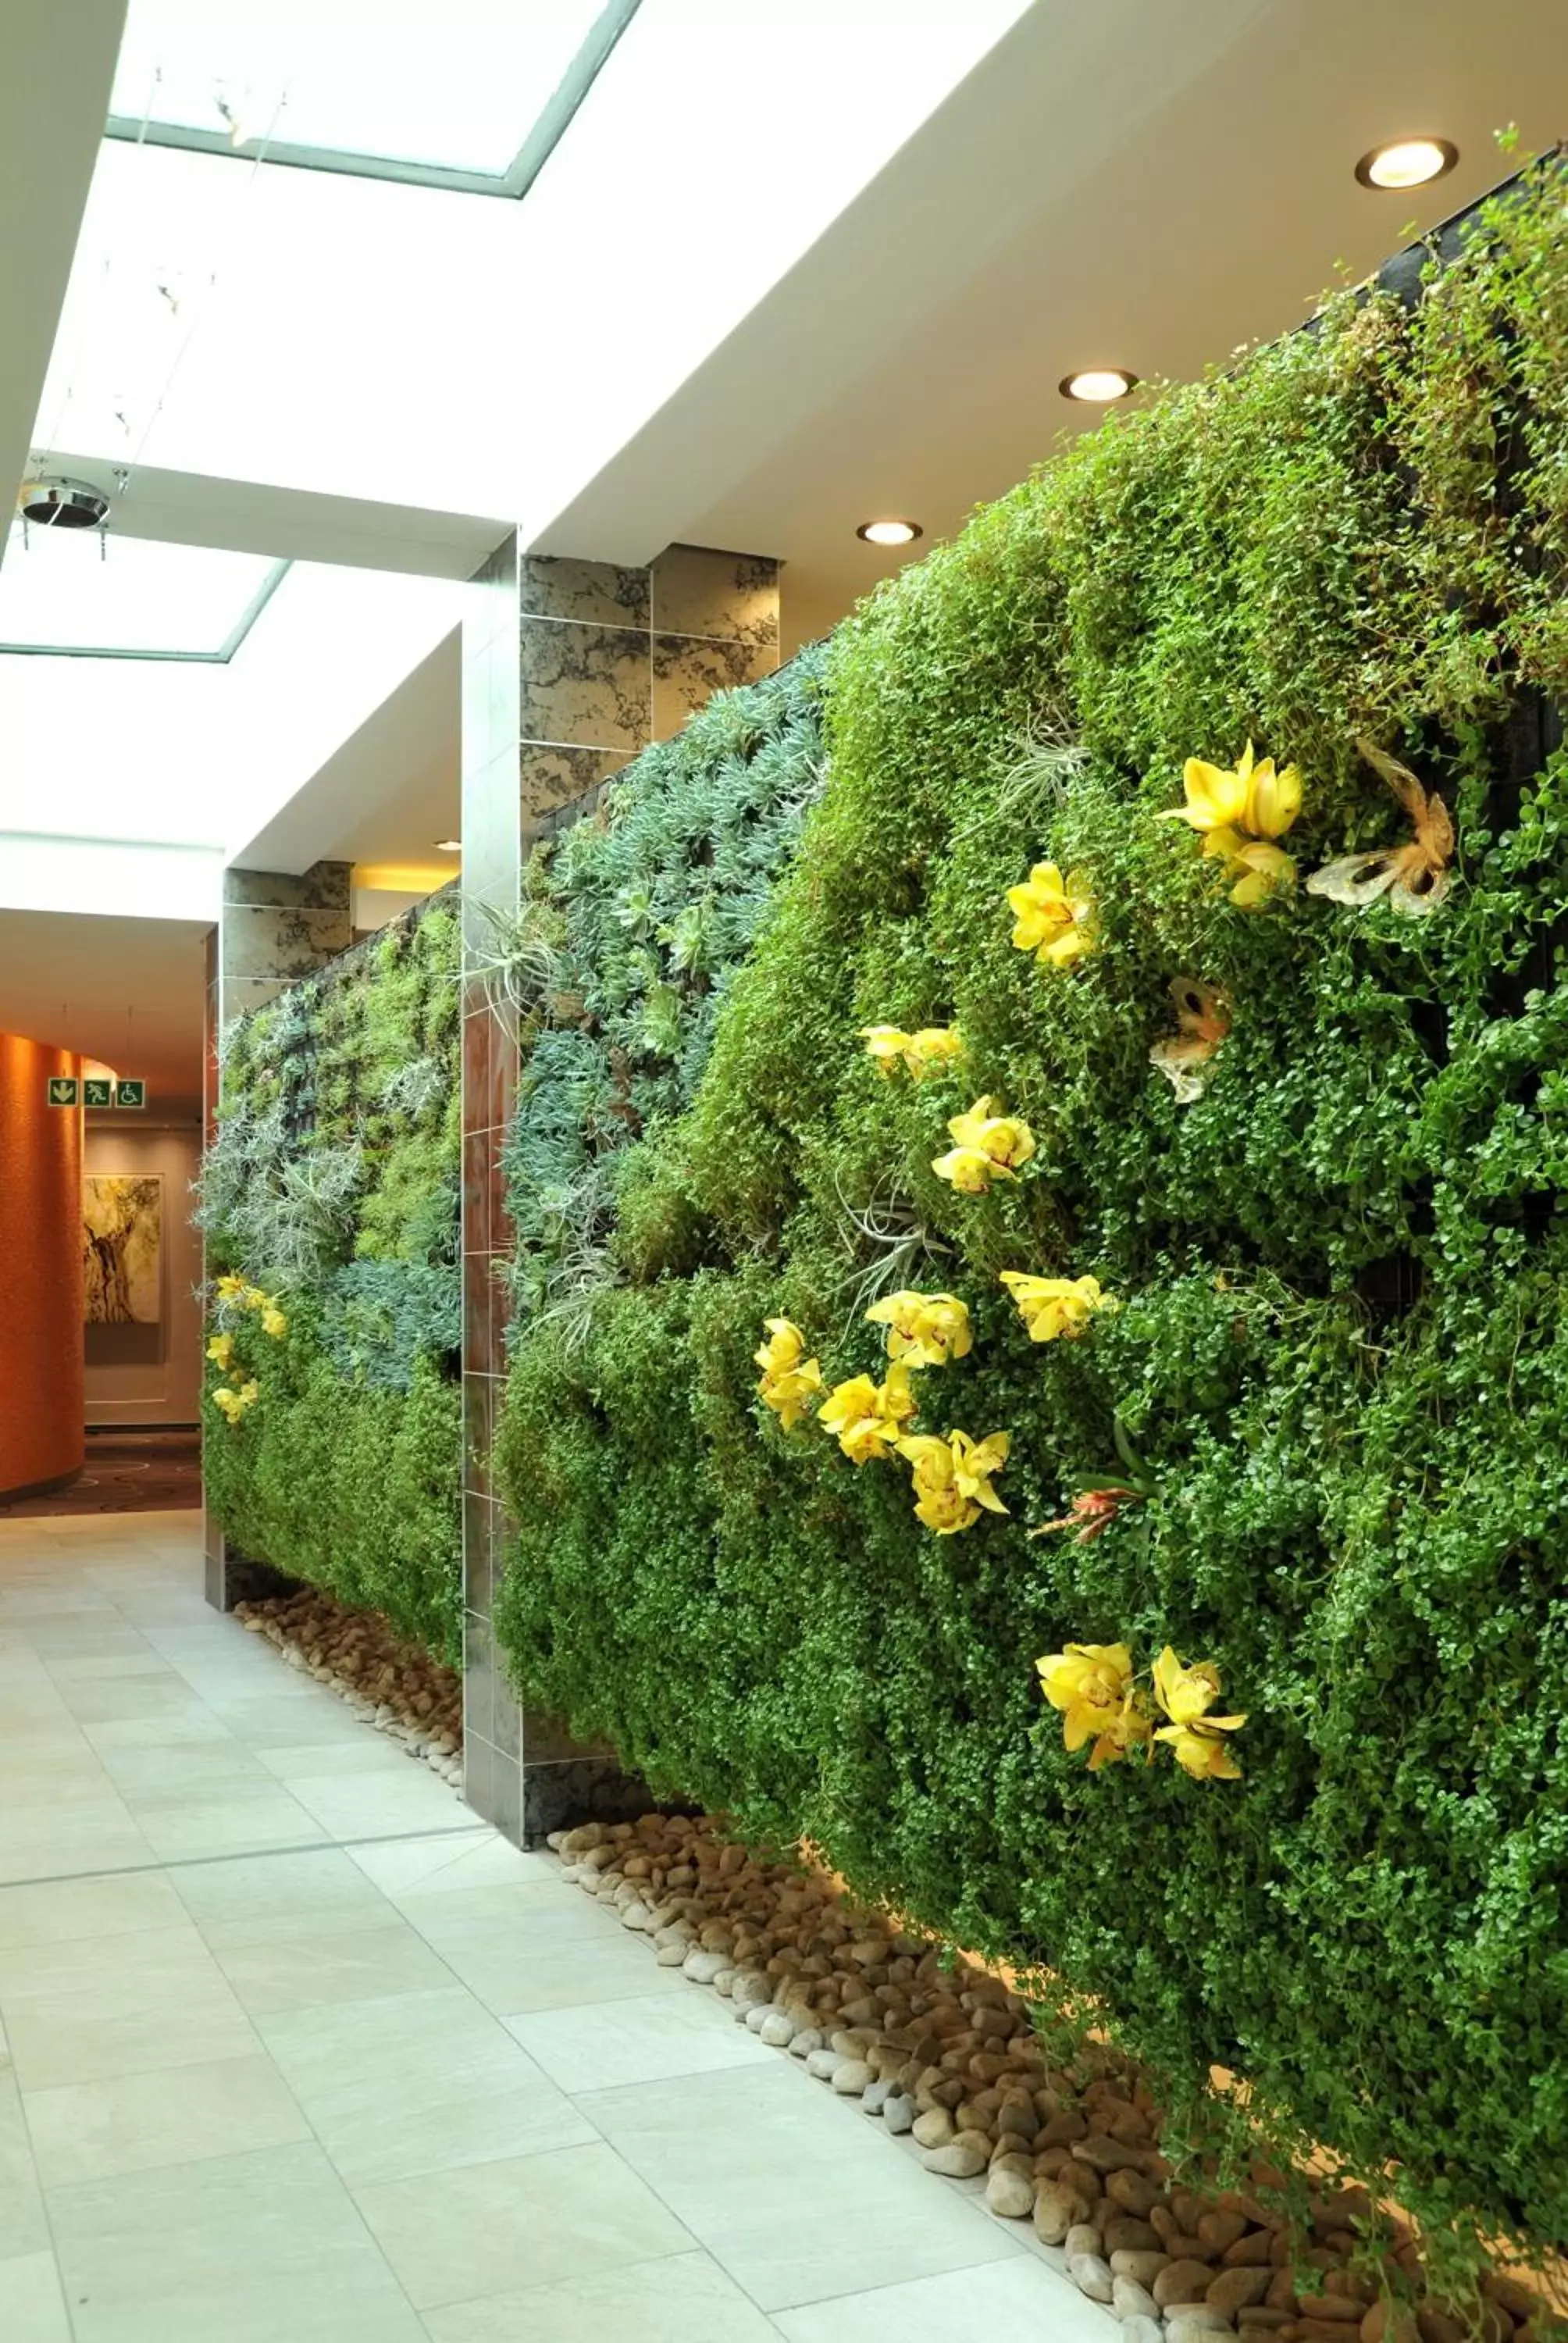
1306;736;1454;915
1149;975;1230;1104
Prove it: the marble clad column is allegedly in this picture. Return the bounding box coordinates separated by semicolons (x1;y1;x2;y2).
461;538;779;1844
202;861;353;1612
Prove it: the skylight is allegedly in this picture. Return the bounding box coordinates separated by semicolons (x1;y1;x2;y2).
0;526;287;661
105;0;640;195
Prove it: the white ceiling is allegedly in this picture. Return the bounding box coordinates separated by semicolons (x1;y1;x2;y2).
0;911;207;1098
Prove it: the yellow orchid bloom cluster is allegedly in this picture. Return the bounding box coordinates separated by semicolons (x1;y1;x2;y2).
213;1275;288;1339
932;1097;1035;1193
866;1289;972;1368
211;1379;260;1425
1035;1640;1246;1779
1006;862;1096;968
754;1318;824;1430
896;1428;1010;1534
1160;740;1302;908
998;1270;1112;1343
819;1362;918;1464
1037;1643;1153;1770
1152;1646;1247;1779
206;1331;235;1373
860;1024;964;1080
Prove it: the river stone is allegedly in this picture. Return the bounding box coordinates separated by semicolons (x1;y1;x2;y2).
922;2138;989;2180
1033;2182;1078;2245
1113;2252;1172;2287
882;2092;915;2135
1121;2321;1164;2343
682;1949;727;1985
985;2164;1035;2219
1069;2254;1116;2304
911;2109;954;2149
1157;2263;1224;2309
1066;2224;1103;2262
655;1942;687;1967
1210;2268;1273;2313
832;2059;875;2095
760;2012;796;2048
807;2049;841;2081
1166;2309;1234;2334
1114;2278;1163;2322
788;2028;823;2059
1169;2316;1237;2343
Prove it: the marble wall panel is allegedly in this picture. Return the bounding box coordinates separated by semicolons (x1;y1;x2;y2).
650;544;779;647
519;744;631;825
519;619;650;754
521;555;650;629
221;905;355;985
652;632;778;742
222;862;351;914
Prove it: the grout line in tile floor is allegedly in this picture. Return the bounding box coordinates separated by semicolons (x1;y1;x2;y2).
0;1821;489;1898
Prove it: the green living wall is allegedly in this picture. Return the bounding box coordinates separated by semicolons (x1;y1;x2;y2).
494;164;1568;2254
200;897;462;1664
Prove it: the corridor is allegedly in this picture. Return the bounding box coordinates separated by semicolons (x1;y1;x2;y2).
0;1510;1101;2342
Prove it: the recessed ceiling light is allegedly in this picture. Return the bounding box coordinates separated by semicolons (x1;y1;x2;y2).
1060;369;1139;404
857;519;922;547
1355;137;1457;191
433;837;461;853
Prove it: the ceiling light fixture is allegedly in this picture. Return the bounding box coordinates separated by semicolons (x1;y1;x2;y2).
857;519;922;547
16;476;111;532
433;838;461;853
1060;369;1139;404
1355;137;1457;191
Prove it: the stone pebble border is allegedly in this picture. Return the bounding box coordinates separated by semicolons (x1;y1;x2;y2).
548;1811;1557;2343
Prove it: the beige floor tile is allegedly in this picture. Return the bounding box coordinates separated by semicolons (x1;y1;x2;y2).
170;1846;402;1950
48;2139;426;2343
0;1870;186;1950
0;1928;258;2091
343;1828;533;1898
259;1985;596;2187
98;1738;271;1797
772;2252;1118;2340
354;2140;694;2309
397;1876;625;1945
53;1674;211;1724
41;1649;166;1682
281;1767;469;1841
208;1694;386;1749
0;1804;157;1887
0;2250;72;2343
429;1921;690;2017
123;1781;327;1861
423;2247;782;2341
255;1735;421;1781
212;1918;458;2016
506;1987;779;2093
23;2052;312;2188
0;2077;50;2259
579;2063;1021;2313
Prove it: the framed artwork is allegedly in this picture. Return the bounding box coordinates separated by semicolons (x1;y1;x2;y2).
83;1175;162;1325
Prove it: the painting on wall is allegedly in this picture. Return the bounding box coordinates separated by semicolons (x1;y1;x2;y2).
82;1175;162;1325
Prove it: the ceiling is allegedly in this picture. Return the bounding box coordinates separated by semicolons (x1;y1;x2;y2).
545;0;1568;647
0;911;207;1100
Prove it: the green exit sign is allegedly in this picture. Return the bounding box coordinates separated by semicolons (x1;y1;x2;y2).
114;1078;147;1110
47;1076;78;1107
82;1076;113;1108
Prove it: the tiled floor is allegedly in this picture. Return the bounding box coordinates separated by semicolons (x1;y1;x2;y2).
0;1510;1107;2341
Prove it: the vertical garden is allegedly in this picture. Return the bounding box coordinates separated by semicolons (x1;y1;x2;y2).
201;895;462;1666
489;165;1568;2256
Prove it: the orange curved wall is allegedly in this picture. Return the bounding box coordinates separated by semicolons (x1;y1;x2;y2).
0;1034;84;1500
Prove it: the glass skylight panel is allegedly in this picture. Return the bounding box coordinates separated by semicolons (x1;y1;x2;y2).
0;526;286;660
106;0;638;191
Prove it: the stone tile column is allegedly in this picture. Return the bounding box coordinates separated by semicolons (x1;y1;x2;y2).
202;861;351;1613
461;537;779;1843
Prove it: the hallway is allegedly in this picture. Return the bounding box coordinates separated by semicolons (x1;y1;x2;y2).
0;1510;1101;2342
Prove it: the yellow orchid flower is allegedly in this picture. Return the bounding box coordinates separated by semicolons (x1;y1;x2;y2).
818;1362;916;1464
236;1378;259;1407
206;1332;234;1371
1160;744;1258;834
998;1271;1112;1343
1243;751;1301;840
1152;1645;1246;1780
215;1272;248;1304
1226;840;1297;908
932;1098;1035;1193
754;1317;824;1431
896;1428;1009;1534
1037;1642;1154;1769
212;1380;257;1423
902;1025;964;1078
1006;862;1097;968
861;1025;912;1076
260;1304;288;1340
865;1289;972;1368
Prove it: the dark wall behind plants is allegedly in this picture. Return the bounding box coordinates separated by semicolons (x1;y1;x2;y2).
200;896;461;1666
493;166;1568;2257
